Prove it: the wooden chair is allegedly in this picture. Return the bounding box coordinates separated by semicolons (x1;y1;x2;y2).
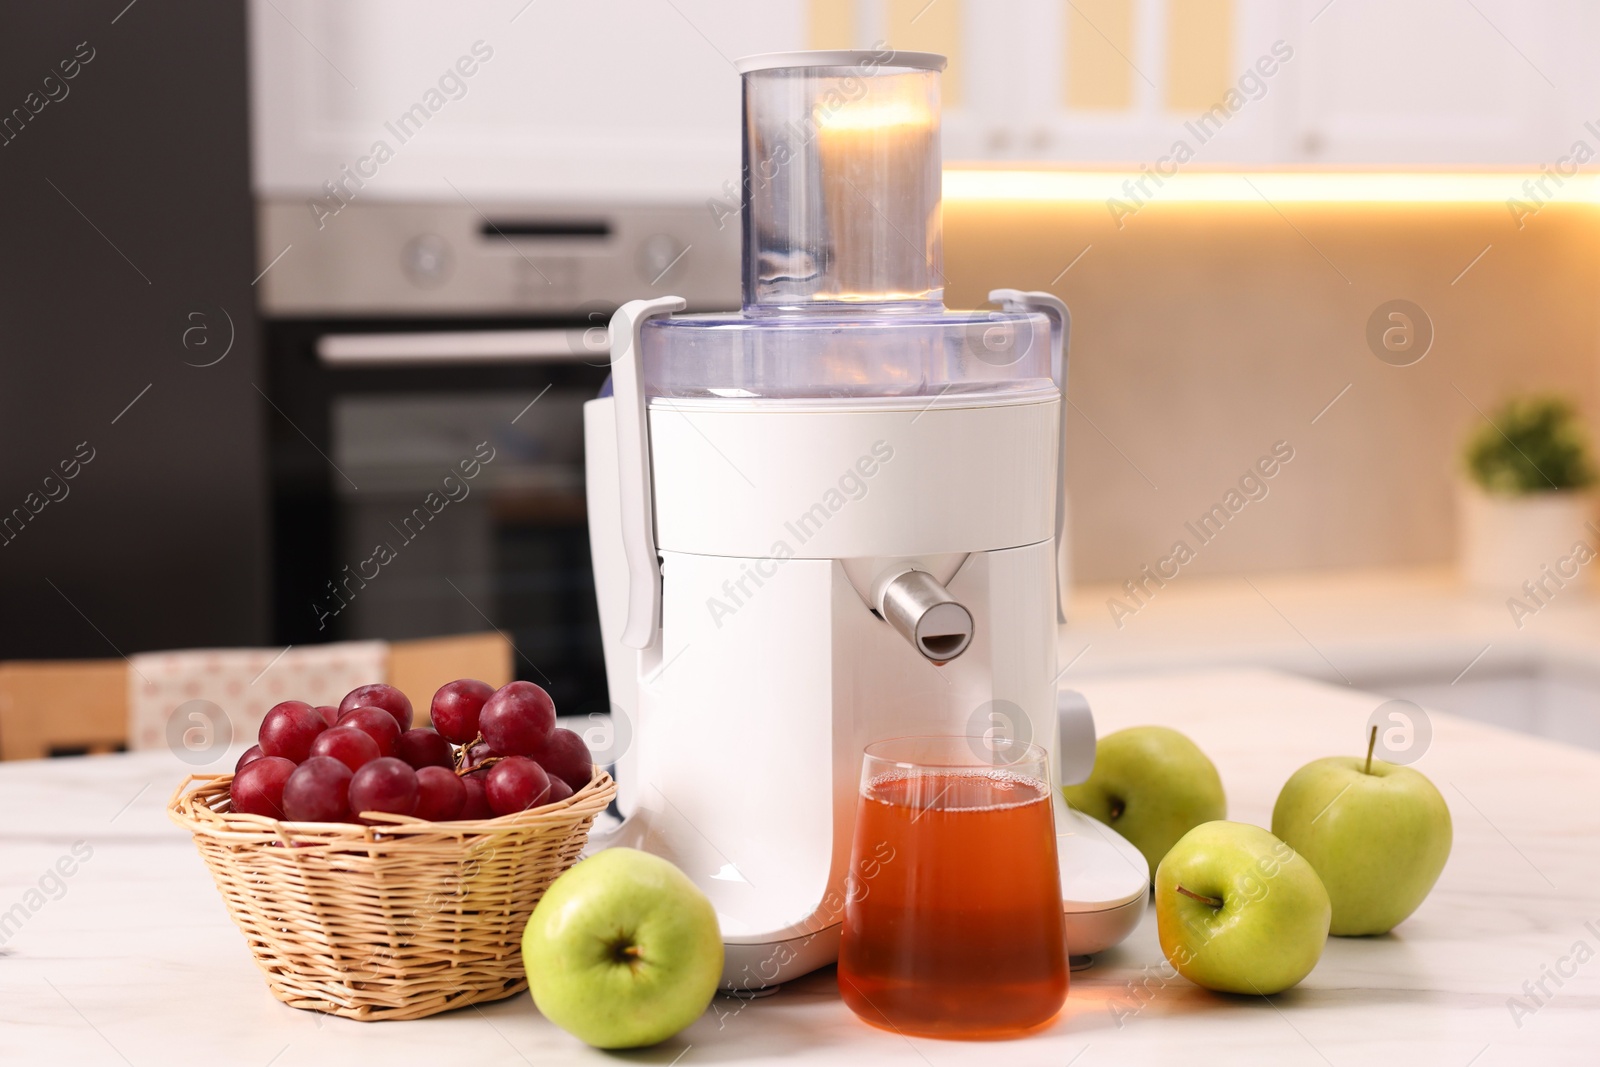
0;633;512;761
0;659;128;759
388;633;513;720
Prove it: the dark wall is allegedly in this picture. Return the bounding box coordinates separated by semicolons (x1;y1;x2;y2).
0;1;267;656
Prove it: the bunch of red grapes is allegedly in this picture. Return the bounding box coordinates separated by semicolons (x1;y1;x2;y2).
229;680;594;824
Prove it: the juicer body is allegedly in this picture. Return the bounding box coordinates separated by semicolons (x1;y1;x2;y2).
580;49;1146;992
584;296;1147;991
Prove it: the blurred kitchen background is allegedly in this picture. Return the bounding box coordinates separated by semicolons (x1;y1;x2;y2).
6;0;1600;744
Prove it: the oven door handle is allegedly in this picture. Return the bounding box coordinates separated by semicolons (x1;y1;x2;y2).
316;327;609;367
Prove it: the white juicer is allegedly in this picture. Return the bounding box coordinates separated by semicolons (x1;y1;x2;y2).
584;49;1146;992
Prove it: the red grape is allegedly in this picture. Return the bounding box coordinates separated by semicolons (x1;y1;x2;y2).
313;705;340;728
236;744;265;772
282;756;354;822
231;756;295;818
348;757;419;822
336;706;401;757
530;728;593;792
339;683;413;732
397;728;453;770
310;725;381;772
485;756;551;816
544;777;574;805
479;682;555;757
414;766;466;821
458;775;492;820
429;678;494;744
258;701;327;763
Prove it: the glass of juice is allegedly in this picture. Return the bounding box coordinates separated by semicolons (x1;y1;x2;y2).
837;735;1067;1039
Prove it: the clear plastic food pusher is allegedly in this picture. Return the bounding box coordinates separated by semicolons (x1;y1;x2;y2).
740;49;945;309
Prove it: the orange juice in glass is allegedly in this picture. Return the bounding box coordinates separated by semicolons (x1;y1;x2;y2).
837;736;1067;1039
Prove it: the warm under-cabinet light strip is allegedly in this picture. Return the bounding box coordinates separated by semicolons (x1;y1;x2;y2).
942;169;1596;204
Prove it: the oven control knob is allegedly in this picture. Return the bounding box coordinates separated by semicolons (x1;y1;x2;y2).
402;234;453;288
636;233;686;286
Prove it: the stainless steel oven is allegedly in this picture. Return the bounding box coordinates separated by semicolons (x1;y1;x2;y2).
257;201;737;718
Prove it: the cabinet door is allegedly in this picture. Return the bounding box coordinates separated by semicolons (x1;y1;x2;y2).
250;0;809;201
1290;0;1568;163
959;0;1296;163
938;0;1583;165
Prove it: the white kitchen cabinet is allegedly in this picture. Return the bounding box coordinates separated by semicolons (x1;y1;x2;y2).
250;0;1600;206
1287;0;1574;164
249;0;809;201
934;0;1587;165
908;0;1588;166
967;0;1297;164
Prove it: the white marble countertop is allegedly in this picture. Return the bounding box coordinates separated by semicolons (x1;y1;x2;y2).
1063;566;1600;680
2;667;1596;1065
1062;567;1600;753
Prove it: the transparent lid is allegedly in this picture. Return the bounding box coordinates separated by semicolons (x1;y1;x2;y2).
642;308;1054;400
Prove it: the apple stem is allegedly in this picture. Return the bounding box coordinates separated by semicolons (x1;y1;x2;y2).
1364;724;1377;775
1175;885;1224;908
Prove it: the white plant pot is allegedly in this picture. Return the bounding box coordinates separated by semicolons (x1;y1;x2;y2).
1458;485;1596;595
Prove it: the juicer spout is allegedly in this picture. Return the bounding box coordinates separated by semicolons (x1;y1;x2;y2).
878;569;973;663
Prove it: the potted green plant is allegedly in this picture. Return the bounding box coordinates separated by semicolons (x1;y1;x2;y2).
1459;394;1597;594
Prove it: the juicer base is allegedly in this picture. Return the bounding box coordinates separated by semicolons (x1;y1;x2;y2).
1063;894;1148;959
720;924;843;994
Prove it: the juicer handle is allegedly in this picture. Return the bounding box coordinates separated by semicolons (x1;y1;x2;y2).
989;289;1072;623
1056;687;1096;786
608;296;685;650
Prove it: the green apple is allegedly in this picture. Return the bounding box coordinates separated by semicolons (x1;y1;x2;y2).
522;848;723;1049
1155;821;1330;995
1272;749;1452;936
1062;725;1227;879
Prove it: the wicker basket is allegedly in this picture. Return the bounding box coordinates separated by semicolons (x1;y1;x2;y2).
168;768;617;1021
